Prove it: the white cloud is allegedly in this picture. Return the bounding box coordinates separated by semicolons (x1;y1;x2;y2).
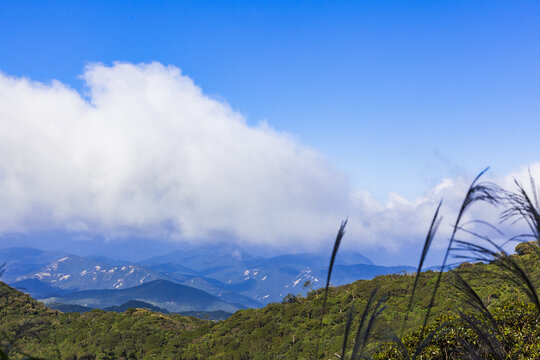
345;163;540;256
0;63;348;247
0;62;537;254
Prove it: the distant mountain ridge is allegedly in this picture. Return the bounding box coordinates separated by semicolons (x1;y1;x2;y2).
48;300;233;320
1;247;261;308
9;279;73;299
1;245;412;307
103;300;170;313
0;247;69;283
142;245;408;303
42;279;240;313
141;244;384;304
15;255;174;290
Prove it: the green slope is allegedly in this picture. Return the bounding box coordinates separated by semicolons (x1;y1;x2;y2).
181;250;540;359
0;282;212;359
1;246;539;359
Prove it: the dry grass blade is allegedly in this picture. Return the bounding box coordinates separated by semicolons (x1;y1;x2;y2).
323;219;348;313
452;271;498;330
314;219;347;359
340;301;356;360
453;236;540;312
456;337;486;360
501;171;540;256
458;311;505;360
496;256;540;311
420;168;499;339
386;323;447;360
358;295;387;357
410;323;448;360
400;200;442;338
388;334;411;360
350;287;378;359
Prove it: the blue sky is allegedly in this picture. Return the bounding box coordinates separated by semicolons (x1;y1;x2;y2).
1;1;540;264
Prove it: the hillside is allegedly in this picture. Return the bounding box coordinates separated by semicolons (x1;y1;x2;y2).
182;248;540;359
1;245;539;359
0;281;212;359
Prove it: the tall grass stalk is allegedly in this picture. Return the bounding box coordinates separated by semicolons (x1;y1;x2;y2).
349;287;378;359
399;200;442;339
419;168;499;339
314;219;347;359
501;170;540;252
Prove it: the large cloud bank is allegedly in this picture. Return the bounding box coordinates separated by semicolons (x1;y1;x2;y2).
0;63;537;252
0;63;349;246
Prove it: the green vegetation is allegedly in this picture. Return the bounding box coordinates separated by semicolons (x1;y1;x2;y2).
0;244;539;359
0;281;212;359
1;170;540;359
374;301;540;360
181;246;540;359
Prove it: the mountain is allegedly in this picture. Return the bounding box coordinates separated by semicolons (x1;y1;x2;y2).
15;255;176;290
330;263;415;285
136;262;261;307
86;255;133;267
335;250;373;265
1;245;539;359
209;253;328;303
48;303;93;313
103;300;170;313
146;262;199;278
2;245;409;307
141;243;257;271
4;248;259;308
8;279;74;299
0;247;69;282
102;300;233;320
168;251;393;304
48;300;175;314
41;279;241;313
180;275;262;308
145;248;350;303
50;299;233;320
0;246;68;265
234;254;411;303
143;247;406;304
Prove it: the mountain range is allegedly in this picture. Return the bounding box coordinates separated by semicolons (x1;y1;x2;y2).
47;300;233;320
42;279;240;313
0;245;414;312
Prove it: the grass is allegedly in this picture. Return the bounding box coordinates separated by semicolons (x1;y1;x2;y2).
327;168;540;359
